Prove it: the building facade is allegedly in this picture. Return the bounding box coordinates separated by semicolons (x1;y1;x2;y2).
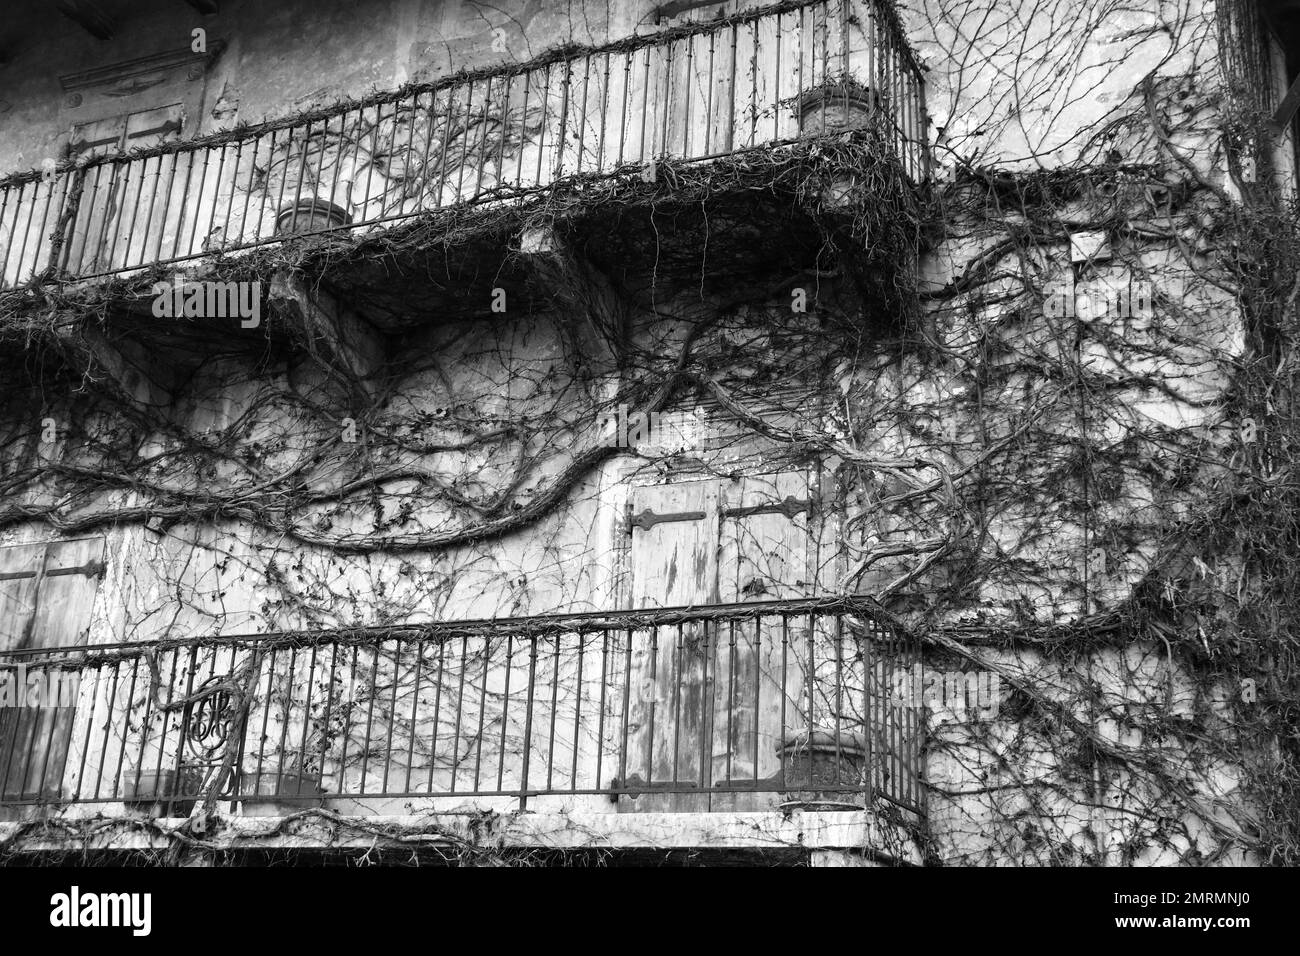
0;0;1296;866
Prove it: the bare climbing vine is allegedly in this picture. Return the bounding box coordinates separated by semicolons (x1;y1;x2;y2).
1;0;1298;866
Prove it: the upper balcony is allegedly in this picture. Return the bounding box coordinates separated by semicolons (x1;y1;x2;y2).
0;0;927;295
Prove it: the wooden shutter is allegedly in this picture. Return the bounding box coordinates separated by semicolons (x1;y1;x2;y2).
623;480;718;810
68;104;184;275
622;473;812;810
653;1;744;160
70;103;184;159
0;538;104;808
69;114;130;159
714;473;810;796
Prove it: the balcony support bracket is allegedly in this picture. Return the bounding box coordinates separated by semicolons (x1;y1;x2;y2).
51;318;177;409
517;225;630;373
268;270;385;404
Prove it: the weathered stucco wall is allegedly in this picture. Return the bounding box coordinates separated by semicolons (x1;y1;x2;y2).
0;0;1289;865
0;0;777;173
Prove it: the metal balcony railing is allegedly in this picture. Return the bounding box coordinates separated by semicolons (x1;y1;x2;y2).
0;596;925;815
0;0;926;291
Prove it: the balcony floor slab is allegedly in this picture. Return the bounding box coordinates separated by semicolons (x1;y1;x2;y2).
0;807;923;864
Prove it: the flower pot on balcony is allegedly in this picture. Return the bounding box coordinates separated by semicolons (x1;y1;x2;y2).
274;198;352;237
121;769;202;817
240;771;327;816
775;729;868;803
797;81;879;134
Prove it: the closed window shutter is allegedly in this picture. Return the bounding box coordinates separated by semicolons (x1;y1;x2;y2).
0;542;43;651
623;474;812;809
652;2;745;159
69;104;184;275
70;103;184;158
69;114;129;159
0;538;104;804
122;103;184;149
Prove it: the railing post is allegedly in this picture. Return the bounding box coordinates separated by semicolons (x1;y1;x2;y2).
918;71;931;183
840;0;851;79
911;623;925;812
645;626;659;786
555;59;572;180
519;635;538;810
618;628;633;796
863;616;874;807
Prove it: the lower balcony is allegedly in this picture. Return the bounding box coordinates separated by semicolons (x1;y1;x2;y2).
0;598;924;841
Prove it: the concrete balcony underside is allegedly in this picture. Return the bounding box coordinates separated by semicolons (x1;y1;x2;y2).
0;136;917;398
